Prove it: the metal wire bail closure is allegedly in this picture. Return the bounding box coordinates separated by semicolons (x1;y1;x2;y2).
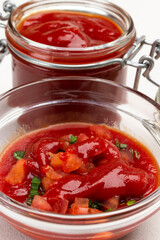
133;39;160;90
0;0;16;21
0;0;16;62
0;39;9;62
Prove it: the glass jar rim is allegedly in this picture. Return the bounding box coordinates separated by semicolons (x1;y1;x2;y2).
7;0;136;53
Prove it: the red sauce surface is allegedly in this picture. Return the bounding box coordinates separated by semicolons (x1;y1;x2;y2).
0;123;159;214
8;11;132;87
17;11;123;48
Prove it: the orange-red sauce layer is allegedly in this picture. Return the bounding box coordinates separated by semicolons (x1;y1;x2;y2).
17;11;123;48
0;123;159;214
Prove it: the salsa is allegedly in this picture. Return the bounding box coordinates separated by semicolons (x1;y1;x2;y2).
0;123;158;214
17;11;123;48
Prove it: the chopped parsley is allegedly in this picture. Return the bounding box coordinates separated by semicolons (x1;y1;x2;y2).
115;139;128;149
129;148;134;157
26;198;33;206
28;176;41;199
89;199;103;209
120;201;126;206
134;150;140;159
129;148;140;159
26;176;41;206
105;207;114;212
115;139;120;148
13;151;25;160
127;200;136;206
69;135;77;144
119;143;128;149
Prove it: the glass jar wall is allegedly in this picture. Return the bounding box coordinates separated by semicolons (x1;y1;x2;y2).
5;0;136;87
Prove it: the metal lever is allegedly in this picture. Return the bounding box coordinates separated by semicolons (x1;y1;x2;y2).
0;39;9;62
0;1;16;62
123;38;160;92
150;39;160;60
0;0;16;21
133;56;159;90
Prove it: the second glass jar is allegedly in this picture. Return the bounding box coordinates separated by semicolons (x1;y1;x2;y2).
6;0;136;87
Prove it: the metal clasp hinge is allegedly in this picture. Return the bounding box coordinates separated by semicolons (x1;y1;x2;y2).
0;1;16;62
0;39;9;62
0;0;16;21
123;37;160;90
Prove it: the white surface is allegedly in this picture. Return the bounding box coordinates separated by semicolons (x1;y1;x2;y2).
0;0;160;239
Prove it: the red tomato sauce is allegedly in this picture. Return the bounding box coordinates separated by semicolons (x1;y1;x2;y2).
7;10;134;87
17;11;123;48
0;123;159;214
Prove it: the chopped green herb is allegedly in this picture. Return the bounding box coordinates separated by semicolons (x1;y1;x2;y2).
129;148;140;159
89;199;103;209
115;139;119;148
127;200;136;206
134;150;140;159
129;148;134;157
115;139;127;149
105;207;113;212
69;135;77;144
120;202;125;206
31;176;41;190
26;198;33;206
29;189;40;198
119;143;128;149
28;176;41;199
13;151;25;160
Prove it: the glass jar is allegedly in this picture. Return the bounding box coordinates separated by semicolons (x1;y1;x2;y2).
5;0;136;87
0;77;159;240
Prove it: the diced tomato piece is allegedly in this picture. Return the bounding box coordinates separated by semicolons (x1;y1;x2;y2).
41;177;54;192
50;152;63;169
59;135;70;142
50;151;82;173
88;208;103;214
5;159;27;185
70;198;89;215
90;125;112;140
56;170;69;177
59;135;70;151
103;196;119;210
41;165;51;175
49;197;69;214
31;195;52;211
42;165;63;179
70;206;89;215
77;133;89;142
63;153;82;173
46;167;63;180
76;162;95;174
41;166;64;191
74;197;89;208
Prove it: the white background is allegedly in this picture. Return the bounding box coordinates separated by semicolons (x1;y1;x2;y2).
0;0;160;240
